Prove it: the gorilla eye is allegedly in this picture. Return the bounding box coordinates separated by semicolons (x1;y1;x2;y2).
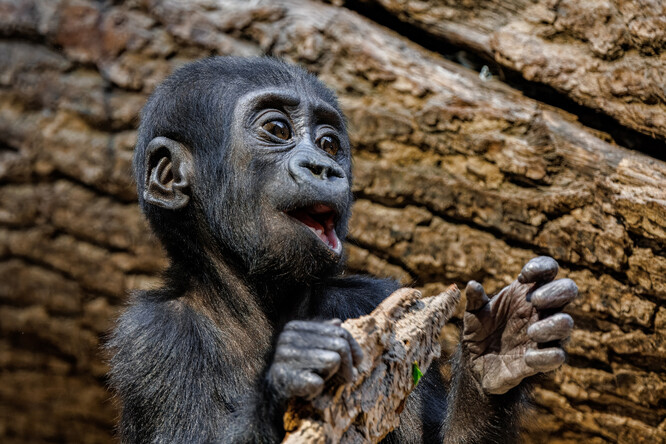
262;120;291;141
318;135;340;156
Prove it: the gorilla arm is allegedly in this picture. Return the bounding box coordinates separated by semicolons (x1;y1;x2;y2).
110;292;365;444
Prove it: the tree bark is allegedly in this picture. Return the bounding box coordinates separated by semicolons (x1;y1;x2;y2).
341;0;666;142
0;0;664;443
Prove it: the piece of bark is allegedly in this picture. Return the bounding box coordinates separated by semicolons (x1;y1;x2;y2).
282;285;461;443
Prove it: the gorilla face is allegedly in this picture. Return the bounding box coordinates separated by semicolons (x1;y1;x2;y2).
136;57;353;284
203;86;353;282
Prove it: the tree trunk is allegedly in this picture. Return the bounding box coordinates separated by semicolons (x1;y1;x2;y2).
0;0;664;443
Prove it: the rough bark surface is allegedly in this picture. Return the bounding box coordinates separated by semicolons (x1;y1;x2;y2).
0;0;664;443
282;286;460;443
344;0;666;142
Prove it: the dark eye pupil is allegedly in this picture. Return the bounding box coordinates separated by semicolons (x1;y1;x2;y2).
321;136;339;155
263;121;290;140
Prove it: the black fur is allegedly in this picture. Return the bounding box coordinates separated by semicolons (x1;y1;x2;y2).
109;57;529;443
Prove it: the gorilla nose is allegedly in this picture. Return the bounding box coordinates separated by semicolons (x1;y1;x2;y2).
289;152;346;184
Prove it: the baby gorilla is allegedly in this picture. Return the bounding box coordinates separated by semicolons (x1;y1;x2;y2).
109;57;578;443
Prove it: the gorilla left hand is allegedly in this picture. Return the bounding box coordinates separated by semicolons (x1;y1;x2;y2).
462;256;578;394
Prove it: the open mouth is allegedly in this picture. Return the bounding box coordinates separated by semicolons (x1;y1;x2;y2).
286;204;342;255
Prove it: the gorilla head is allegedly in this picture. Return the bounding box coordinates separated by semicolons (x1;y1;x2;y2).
133;57;353;283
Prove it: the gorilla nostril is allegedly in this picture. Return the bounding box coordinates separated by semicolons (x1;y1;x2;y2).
328;167;344;179
302;161;340;180
289;153;345;183
308;164;324;177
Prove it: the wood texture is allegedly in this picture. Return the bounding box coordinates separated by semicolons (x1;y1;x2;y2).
344;0;666;142
0;0;664;442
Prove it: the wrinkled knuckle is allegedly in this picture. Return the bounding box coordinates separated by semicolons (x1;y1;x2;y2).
270;363;293;383
330;325;348;338
532;287;546;301
275;344;297;359
284;320;306;331
278;330;298;343
330;337;349;353
274;342;288;355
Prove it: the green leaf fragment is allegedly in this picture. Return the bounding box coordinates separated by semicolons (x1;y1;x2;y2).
412;361;423;386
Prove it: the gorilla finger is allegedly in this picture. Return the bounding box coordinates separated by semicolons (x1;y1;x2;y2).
527;313;574;343
307;349;342;380
530;279;579;310
278;329;345;351
282;320;362;364
525;348;566;372
273;344;302;363
277;330;309;348
346;335;363;368
326;336;355;382
291;371;325;400
283;320;324;332
319;328;363;372
518;256;559;284
284;320;350;338
465;280;489;311
274;345;340;375
283;320;363;367
339;330;363;367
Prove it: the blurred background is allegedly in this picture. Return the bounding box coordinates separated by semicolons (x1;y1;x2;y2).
0;0;664;442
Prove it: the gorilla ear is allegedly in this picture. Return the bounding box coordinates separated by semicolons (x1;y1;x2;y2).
143;136;193;210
